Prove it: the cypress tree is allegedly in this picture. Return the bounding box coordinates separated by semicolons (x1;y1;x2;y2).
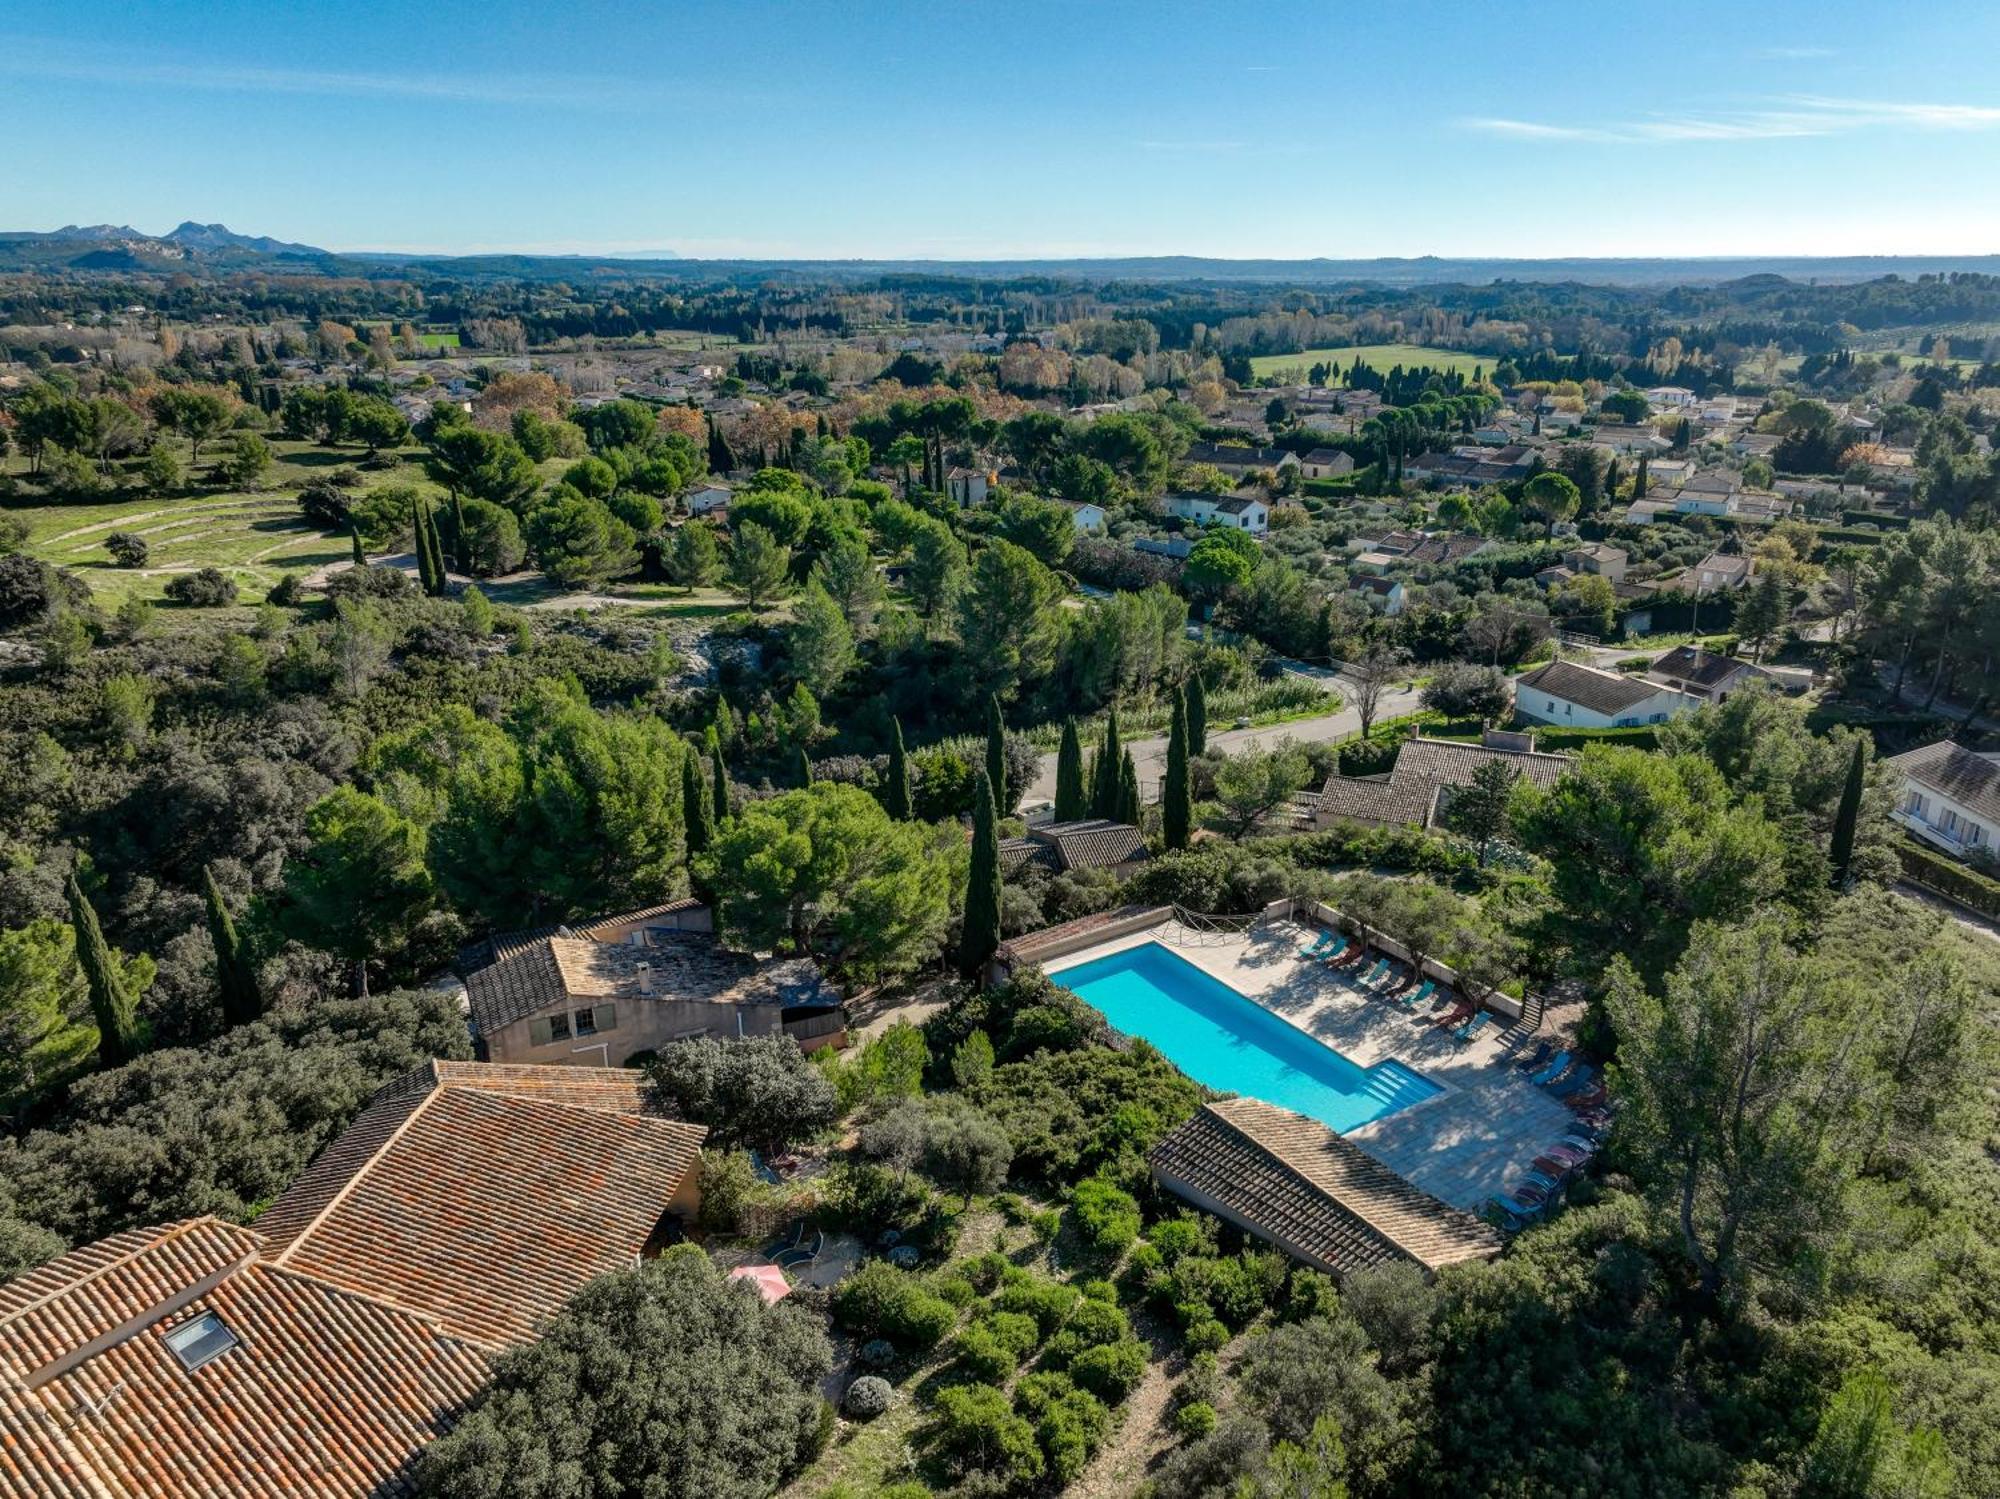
985;695;1009;816
1163;689;1192;850
796;746;814;787
1092;707;1124;819
1635;455;1649;499
1186;675;1208;757
958;771;1002;982
427;502;449;593
203;863;262;1028
682;753;711;857
707;414;735;473
66;872;141;1067
350;523;366;568
1054;720;1086;821
449;492;469;574
411;498;434;593
884;717;914;820
1830;738;1868;886
709;731;730;824
1117;749;1141;826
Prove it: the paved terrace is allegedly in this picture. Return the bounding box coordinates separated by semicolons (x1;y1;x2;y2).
1045;916;1577;1213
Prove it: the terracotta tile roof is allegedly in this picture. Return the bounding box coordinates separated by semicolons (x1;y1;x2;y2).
995;905;1172;965
1026;819;1148;873
259;1063;705;1349
1314;736;1573;826
999;837;1060;876
1891;740;2000;824
1149;1098;1502;1276
0;1219;489;1499
464;932;832;1038
1515;659;1664;717
1647;644;1769;693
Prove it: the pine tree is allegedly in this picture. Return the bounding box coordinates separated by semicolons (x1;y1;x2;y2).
66;872;141;1067
796;746;814;787
710;731;731;824
1186;675;1208;757
350;524;366;568
1117;749;1141;826
1054;720;1086;821
1163;689;1192;850
204;864;262;1027
985;696;1009;816
958;772;1002;982
1091;707;1124;819
682;753;711;858
1830;737;1868;886
884;717;914;820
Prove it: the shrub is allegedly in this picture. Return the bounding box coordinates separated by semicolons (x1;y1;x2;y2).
695;1148;757;1233
984;1310;1041;1360
1184;1317;1229;1353
995;1274;1081;1340
104;532;148;568
1043;1297;1132;1368
163;567;237;607
266;573;305;606
1148;1214;1214;1266
649;1033;838;1154
926;1384;1044;1488
857;1338;896;1368
1172;1400;1218;1439
1033;1385;1111;1483
1031;1209;1062;1244
1069;1175;1142;1254
1070;1338;1148;1403
955;1321;1022;1383
843;1375;894;1419
832;1261;959;1350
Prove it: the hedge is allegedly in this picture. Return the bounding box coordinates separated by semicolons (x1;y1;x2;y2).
1894;834;2000;921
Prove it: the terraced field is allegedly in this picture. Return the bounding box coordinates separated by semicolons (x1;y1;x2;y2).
17;491;350;605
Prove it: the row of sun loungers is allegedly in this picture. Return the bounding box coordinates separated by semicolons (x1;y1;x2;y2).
1303;925;1500;1049
1484;1042;1616;1225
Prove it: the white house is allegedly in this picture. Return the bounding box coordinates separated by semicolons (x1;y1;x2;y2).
1165;493;1268;534
1063;500;1108;532
1646;386;1699;409
683;483;732;516
1348;573;1407;616
1298;447;1355;480
1889;741;2000;858
946;467;994;508
1688;552;1753;594
1513;659;1697;729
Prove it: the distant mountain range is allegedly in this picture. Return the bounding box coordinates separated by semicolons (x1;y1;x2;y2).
3;222;1999;287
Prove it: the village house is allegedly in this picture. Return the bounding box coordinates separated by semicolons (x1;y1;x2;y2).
1182;441;1300;477
1061;499;1108;531
1563;542;1628;582
1513;659;1698;728
1889;740;2000;858
1688;552;1754;593
1298;447;1356;479
946;466;995;508
1164;492;1269;533
1348;573;1408;616
1643;643;1775;703
683;481;732;516
459;900;844;1066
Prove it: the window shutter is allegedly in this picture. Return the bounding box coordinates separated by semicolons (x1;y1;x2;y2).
528;1016;553;1047
594;1003;618;1033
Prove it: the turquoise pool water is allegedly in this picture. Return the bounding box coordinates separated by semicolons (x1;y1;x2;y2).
1047;942;1441;1134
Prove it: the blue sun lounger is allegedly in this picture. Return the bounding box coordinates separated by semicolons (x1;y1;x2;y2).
1299;929;1336;958
1452;1012;1491;1048
1357;957;1390;989
1394;978;1435;1011
1527;1051;1571;1087
1546;1064;1599;1099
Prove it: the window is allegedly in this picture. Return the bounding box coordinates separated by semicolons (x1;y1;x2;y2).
548;1012;571;1042
574;1006;596;1037
163;1312;238;1372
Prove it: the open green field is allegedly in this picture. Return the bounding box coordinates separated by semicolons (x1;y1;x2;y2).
1249;342;1493;380
2;438;434;606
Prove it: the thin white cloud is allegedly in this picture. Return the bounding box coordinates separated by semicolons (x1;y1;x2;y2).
0;44;673;111
1463;95;2000;144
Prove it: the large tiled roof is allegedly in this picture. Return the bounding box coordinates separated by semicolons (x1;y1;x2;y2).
1027;819;1148;873
1314;737;1571;827
1515;659;1664;717
258;1062;705;1349
463;931;829;1036
0;1219;490;1499
1891;740;2000;824
570;897;707;941
1185;442;1289;468
1149;1098;1502;1275
1648;645;1768;693
995;905;1172;965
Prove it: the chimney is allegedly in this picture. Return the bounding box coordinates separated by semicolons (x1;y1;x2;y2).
633;961;654;996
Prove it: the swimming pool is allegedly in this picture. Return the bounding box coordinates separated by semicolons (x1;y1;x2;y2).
1046;942;1441;1133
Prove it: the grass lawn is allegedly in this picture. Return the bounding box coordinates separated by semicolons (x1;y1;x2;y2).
4;439;433;607
1249;343;1494;380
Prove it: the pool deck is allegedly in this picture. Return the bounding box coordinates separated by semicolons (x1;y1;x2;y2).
1048;917;1579;1213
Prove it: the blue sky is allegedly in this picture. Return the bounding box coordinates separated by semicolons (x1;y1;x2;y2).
4;0;1998;259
